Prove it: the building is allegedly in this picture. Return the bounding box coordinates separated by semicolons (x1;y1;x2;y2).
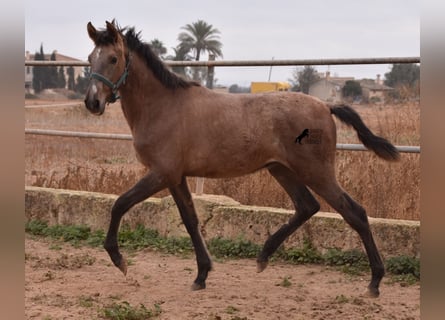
308;72;354;103
25;50;84;94
309;72;393;104
359;75;393;104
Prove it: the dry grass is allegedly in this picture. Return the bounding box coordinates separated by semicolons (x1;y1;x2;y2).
25;99;420;221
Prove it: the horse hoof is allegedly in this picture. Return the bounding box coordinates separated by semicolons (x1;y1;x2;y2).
118;257;128;276
362;287;380;298
256;261;268;273
191;282;206;291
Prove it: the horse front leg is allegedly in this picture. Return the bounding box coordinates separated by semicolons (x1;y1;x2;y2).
104;171;167;275
169;176;212;290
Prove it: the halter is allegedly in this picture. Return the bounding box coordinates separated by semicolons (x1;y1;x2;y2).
90;55;131;103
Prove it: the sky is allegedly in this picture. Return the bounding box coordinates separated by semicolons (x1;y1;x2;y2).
25;0;420;87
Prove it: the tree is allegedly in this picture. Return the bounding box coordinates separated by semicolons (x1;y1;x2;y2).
67;66;75;91
384;64;420;87
149;39;167;58
57;66;66;88
32;44;46;93
342;80;362;100
289;66;320;94
178;20;223;83
47;51;59;88
178;20;223;61
228;84;250;93
384;64;420;101
166;46;193;78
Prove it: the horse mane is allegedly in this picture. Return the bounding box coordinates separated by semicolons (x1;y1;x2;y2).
93;23;199;90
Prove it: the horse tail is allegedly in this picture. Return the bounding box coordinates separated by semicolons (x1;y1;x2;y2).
330;104;400;161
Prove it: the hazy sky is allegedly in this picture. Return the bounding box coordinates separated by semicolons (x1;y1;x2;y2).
25;0;419;86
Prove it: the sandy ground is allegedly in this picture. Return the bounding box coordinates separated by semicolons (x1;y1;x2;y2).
25;236;420;320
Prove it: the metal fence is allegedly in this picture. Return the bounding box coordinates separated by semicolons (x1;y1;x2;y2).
24;128;420;154
25;56;420;193
25;56;420;67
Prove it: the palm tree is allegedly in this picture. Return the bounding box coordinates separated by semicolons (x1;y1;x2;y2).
177;20;223;61
166;46;194;77
149;39;167;58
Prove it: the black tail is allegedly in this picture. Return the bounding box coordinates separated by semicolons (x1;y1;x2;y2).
330;105;400;161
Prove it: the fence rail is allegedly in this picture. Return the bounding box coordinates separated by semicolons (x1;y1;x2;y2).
25;56;420;194
25;128;420;153
25;56;420;67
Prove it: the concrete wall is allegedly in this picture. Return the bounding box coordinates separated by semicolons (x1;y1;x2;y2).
25;186;420;258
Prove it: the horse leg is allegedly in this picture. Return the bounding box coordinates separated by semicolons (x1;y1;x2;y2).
169;176;212;290
104;171;167;275
310;180;384;297
257;163;320;272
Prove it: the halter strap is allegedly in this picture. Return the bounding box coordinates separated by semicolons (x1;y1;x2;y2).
90;55;131;103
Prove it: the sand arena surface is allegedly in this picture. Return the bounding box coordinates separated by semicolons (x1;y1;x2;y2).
25;236;419;320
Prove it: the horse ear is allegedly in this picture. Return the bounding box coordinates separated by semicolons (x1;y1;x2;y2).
87;22;97;42
106;20;119;43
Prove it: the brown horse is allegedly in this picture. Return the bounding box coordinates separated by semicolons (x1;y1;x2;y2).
84;21;399;297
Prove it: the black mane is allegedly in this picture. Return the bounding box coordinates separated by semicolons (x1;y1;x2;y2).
95;23;199;90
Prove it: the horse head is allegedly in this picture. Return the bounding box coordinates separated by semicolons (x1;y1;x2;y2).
84;21;129;115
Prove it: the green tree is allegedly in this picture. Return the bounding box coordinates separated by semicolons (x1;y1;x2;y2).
289;66;320;94
342;80;362;100
67;66;75;90
384;64;420;87
47;51;59;88
32;44;46;93
178;20;223;83
178;20;223;61
166;46;193;77
149;39;167;58
384;63;420;101
57;66;66;88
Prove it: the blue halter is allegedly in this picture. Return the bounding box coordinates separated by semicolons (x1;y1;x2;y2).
90;55;131;103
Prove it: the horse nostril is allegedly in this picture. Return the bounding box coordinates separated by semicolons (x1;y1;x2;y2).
85;98;101;113
93;99;100;111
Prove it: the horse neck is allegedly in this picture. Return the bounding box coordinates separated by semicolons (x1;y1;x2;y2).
118;53;167;128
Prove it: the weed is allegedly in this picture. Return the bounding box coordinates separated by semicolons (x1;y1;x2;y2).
334;294;349;304
86;229;106;247
43;270;55;281
276;276;293;288
207;236;261;259
25;220;419;283
277;239;323;264
385;255;420;279
78;295;95;308
25;220;91;246
99;301;161;320
385;255;419;285
225;305;239;315
324;248;369;275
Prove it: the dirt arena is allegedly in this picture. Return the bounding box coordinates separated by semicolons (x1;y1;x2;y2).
25;235;420;320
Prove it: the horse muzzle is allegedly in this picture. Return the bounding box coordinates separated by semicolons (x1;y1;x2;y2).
84;83;106;115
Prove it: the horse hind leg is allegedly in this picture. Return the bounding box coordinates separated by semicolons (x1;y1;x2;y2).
257;163;320;272
169;176;212;290
310;180;384;297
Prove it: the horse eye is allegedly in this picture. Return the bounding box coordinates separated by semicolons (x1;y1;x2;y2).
110;56;118;64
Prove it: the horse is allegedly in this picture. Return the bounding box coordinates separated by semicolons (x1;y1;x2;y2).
84;21;400;297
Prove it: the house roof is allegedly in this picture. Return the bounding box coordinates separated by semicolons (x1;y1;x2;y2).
312;76;355;87
359;79;393;91
25;51;81;62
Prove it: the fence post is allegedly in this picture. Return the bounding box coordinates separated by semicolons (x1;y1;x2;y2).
194;54;215;195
